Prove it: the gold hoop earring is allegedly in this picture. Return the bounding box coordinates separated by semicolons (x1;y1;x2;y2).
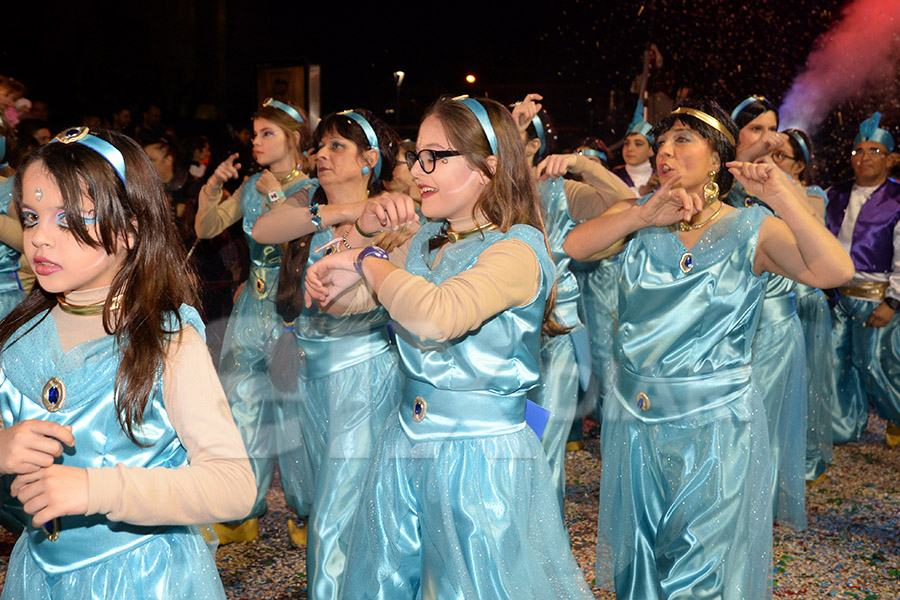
703;170;719;204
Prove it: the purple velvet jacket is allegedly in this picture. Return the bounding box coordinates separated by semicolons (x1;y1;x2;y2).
826;178;900;274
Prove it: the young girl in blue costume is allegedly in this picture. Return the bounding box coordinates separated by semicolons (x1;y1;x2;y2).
773;128;837;483
727;95;812;530
252;108;403;599
303;96;593;599
0;127;255;598
512;92;633;514
566;101;853;600
194;99;313;544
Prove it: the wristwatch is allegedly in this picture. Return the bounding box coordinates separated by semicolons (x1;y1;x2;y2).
885;297;900;311
354;245;389;276
267;189;285;205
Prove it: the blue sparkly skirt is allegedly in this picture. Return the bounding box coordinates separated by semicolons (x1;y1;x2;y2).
752;313;808;530
528;333;579;517
796;288;835;480
1;527;225;600
339;407;593;600
298;348;402;600
218;266;311;520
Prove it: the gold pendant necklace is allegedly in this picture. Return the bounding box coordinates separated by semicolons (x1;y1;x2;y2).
678;203;724;232
56;294;123;316
446;222;498;243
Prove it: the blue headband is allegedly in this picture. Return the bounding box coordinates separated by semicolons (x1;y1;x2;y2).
531;114;546;157
577;148;607;162
854;112;894;153
730;95;769;121
786;130;811;166
263;97;304;125
52;127;127;185
455;96;499;156
626;100;654;143
339;110;382;180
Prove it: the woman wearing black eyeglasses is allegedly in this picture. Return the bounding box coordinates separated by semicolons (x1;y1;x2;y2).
251;108;407;600
300;96;593;599
727;96;811;533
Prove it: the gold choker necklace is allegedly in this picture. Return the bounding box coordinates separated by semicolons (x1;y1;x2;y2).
57;294;123;316
678;203;724;232
280;165;304;186
446;222;498;243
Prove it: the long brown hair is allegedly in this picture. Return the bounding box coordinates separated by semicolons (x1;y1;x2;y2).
2;129;199;444
423;96;566;337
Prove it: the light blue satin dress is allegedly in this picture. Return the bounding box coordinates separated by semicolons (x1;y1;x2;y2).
0;178;29;535
728;186;808;529
596;206;773;600
0;307;226;600
340;221;593;600
296;226;401;600
217;173;313;522
529;178;590;514
797;185;835;480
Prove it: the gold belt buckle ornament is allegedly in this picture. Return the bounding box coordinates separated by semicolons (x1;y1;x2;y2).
637;392;650;411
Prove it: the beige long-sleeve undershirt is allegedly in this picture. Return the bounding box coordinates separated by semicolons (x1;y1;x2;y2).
341;235;541;343
563;159;637;222
194;182;245;240
50;287;255;526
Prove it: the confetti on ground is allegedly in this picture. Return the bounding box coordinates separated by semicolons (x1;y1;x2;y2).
0;412;896;598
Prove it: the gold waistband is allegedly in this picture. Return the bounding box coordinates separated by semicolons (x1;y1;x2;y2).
839;281;888;301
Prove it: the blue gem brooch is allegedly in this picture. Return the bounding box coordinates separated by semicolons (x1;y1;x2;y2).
679;252;694;274
41;378;66;412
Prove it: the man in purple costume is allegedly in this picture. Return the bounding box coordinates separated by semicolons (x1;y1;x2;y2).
826;112;900;446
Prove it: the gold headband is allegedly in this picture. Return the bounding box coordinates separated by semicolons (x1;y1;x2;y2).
670;107;736;146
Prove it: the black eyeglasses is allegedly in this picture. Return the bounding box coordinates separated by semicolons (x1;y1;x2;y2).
405;149;462;173
772;151;796;162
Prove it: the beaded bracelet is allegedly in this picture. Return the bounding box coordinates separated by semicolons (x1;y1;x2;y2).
309;202;323;230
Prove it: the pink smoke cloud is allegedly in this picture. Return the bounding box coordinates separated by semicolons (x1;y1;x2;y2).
780;0;900;133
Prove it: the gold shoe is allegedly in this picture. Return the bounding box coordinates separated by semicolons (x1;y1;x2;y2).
566;440;584;452
886;422;900;448
288;519;308;548
806;472;827;488
211;518;259;545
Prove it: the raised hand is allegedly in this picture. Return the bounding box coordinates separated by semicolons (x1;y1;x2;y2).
304;250;363;307
726;160;796;209
636;173;703;227
255;169;281;194
535;154;578;181
511;93;543;132
736;131;786;163
12;464;89;525
0;420;75;475
208;153;241;188
357;192;419;235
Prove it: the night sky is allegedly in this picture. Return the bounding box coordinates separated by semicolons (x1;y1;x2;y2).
6;0;900;182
